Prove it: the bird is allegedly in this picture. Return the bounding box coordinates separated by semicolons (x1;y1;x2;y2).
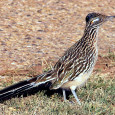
0;13;115;105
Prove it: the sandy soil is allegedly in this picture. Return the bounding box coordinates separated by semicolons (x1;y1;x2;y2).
0;0;115;76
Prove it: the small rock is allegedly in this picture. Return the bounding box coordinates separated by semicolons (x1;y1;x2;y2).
36;37;42;40
25;37;31;40
27;14;31;17
38;30;44;32
37;9;42;13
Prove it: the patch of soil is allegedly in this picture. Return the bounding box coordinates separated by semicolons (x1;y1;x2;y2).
0;0;115;78
94;55;115;77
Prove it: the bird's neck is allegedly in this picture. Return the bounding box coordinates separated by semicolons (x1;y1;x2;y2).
82;26;99;46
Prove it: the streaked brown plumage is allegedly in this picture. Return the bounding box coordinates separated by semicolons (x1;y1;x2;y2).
0;13;115;105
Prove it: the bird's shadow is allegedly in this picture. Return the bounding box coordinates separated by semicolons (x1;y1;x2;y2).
0;82;72;103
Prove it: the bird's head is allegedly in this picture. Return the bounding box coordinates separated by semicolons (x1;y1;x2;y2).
85;13;115;27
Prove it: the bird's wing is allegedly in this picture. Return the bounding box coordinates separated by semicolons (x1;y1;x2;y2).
50;46;88;89
49;46;81;89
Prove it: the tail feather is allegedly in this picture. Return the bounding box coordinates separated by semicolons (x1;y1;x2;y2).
0;74;44;101
0;83;34;101
0;71;55;102
0;80;32;94
0;78;36;101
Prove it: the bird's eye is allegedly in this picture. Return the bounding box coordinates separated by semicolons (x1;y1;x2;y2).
90;18;99;24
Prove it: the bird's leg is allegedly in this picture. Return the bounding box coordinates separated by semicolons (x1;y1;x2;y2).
62;89;67;101
71;89;81;105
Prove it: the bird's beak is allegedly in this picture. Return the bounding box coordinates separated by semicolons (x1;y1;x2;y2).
105;16;115;21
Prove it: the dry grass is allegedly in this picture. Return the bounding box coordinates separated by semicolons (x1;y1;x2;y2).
0;52;115;115
0;71;114;115
0;53;115;115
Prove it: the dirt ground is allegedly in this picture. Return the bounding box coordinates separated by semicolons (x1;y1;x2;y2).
0;0;115;77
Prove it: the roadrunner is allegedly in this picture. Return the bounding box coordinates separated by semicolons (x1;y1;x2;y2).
0;13;115;105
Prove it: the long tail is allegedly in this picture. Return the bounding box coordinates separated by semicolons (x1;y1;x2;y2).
0;70;55;102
